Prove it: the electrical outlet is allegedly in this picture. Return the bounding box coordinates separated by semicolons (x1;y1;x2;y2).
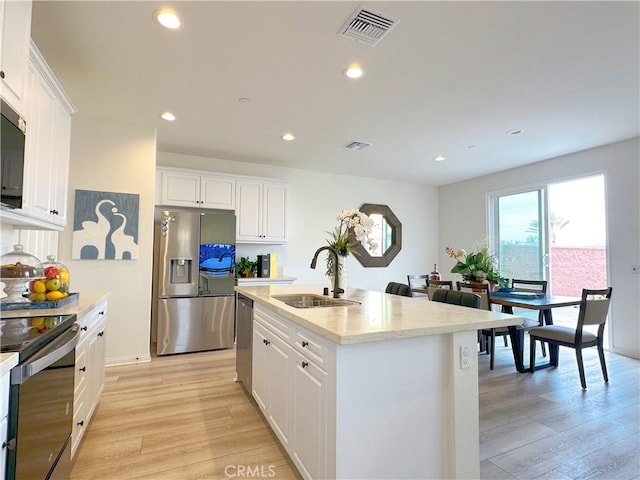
460;345;472;369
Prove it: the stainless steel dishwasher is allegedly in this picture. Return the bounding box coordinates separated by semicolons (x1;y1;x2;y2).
235;293;253;393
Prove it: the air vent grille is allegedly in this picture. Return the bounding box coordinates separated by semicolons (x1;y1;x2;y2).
345;141;372;151
339;6;397;46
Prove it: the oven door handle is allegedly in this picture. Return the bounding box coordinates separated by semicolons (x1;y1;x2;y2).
11;324;80;385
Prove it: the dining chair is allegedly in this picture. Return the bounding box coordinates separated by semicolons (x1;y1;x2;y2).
407;274;430;297
430;289;481;309
529;287;612;389
457;281;494;362
385;281;413;297
511;279;548;356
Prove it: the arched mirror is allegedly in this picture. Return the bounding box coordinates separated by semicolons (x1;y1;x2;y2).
351;203;402;267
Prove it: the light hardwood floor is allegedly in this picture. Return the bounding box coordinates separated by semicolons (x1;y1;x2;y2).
71;340;639;480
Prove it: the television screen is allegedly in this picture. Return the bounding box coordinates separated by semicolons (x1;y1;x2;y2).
199;244;235;277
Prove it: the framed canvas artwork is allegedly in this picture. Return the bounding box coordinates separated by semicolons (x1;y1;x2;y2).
72;189;140;260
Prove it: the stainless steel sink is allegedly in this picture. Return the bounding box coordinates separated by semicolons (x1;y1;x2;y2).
271;294;360;309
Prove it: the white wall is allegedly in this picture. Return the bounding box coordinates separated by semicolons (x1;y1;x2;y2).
157;152;439;292
438;138;640;358
57;113;157;365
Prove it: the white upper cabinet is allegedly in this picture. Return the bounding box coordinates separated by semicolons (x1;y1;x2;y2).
236;180;288;244
20;42;74;229
159;168;235;210
0;0;32;112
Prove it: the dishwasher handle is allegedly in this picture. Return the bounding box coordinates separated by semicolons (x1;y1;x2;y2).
11;324;80;385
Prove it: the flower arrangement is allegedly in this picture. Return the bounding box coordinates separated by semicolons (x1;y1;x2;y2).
325;209;377;276
445;239;507;287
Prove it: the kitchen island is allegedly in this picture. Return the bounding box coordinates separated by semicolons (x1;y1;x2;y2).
235;284;522;480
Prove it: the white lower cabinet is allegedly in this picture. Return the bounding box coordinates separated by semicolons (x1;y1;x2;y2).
71;300;108;459
1;369;10;480
291;350;327;480
252;320;292;448
252;306;328;480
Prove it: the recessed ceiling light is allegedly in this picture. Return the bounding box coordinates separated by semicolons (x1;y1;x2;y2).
506;129;524;136
433;155;446;162
238;97;250;103
161;112;176;121
281;133;295;141
154;9;181;29
467;145;476;149
344;64;365;79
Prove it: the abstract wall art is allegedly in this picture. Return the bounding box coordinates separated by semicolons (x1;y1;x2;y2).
72;189;140;260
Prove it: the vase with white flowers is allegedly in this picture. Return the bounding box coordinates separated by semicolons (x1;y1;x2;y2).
325;209;377;289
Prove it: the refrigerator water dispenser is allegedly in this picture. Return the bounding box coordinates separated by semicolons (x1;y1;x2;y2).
170;258;192;284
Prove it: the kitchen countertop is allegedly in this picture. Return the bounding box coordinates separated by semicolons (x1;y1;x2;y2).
235;284;522;345
236;276;297;284
0;291;111;319
0;352;18;377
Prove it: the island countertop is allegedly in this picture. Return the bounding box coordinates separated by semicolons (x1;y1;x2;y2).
235;284;522;345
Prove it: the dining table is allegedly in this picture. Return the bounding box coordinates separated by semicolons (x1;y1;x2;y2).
489;292;582;372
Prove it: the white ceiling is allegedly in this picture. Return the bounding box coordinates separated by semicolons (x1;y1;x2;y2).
30;1;639;186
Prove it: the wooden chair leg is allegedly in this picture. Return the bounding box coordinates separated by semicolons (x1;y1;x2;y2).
576;349;587;389
597;343;609;383
540;339;547;357
529;334;537;372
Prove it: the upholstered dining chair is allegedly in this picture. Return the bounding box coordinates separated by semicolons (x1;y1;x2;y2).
510;279;548;356
529;287;612;389
430;289;481;309
456;281;494;363
385;282;413;297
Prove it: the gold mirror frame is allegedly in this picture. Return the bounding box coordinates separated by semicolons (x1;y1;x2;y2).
351;203;402;267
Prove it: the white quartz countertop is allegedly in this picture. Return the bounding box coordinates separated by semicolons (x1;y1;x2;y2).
0;352;18;377
237;276;297;284
235;284;522;345
0;291;111;319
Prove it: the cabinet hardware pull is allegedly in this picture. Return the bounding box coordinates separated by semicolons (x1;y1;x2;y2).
81;326;88;331
301;341;308;347
99;311;105;315
77;420;84;427
301;361;308;368
98;331;104;337
79;366;86;372
2;438;16;450
0;71;5;79
265;339;271;345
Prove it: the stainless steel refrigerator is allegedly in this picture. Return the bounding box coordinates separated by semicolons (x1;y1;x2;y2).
154;209;236;355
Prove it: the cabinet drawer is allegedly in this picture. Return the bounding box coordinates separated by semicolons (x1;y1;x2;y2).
255;305;293;342
87;301;108;329
294;327;327;370
74;348;87;393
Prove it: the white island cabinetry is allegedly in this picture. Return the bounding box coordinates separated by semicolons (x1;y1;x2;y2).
0;354;19;480
239;285;522;480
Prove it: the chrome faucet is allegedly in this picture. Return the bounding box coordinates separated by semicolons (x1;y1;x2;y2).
310;246;344;298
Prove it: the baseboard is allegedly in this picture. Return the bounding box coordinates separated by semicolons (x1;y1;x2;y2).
106;354;152;366
609;346;640;360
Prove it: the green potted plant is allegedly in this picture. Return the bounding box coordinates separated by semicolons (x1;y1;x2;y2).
235;257;257;278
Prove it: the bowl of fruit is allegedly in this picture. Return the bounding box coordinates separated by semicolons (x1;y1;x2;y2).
29;255;70;303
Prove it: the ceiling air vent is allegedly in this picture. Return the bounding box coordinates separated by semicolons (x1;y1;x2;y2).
339;6;397;46
345;141;372;151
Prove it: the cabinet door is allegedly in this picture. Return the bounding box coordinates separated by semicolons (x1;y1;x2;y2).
262;183;288;243
252;322;269;412
22;61;57;223
200;175;235;210
0;0;32;110
236;180;263;241
266;333;292;448
292;351;327;480
86;313;107;421
0;415;7;480
161;171;201;207
48;102;71;226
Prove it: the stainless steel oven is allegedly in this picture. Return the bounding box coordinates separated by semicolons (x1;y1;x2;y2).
1;314;78;480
